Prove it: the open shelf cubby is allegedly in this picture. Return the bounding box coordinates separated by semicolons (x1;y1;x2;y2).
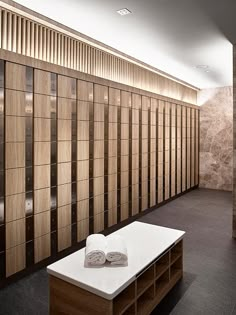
171;240;183;264
170;255;183;281
137;285;155;315
155;269;170;300
155;251;169;279
122;303;135;315
113;282;135;315
137;264;155;297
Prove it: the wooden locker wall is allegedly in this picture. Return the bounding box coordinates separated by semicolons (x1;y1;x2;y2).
1;59;199;281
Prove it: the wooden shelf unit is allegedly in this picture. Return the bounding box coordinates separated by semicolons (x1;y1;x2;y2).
50;239;183;315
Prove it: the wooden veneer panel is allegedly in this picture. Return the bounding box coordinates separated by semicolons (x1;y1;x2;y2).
34;94;52;119
5;194;25;222
6;63;26;91
34;142;50;166
77;80;93;102
58;225;71;252
34;165;50;190
34;211;50;238
49;275;113;315
34;233;51;263
77;218;89;242
5;89;26;116
34;188;51;214
34;118;50;142
5;142;25;169
6;218;25;249
57;183;71;207
6;244;26;277
34;69;52;95
58;205;72;229
58;162;71;185
5;116;25;142
58;75;76;99
5;168;25;196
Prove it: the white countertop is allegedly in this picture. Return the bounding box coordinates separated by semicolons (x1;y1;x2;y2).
47;221;185;300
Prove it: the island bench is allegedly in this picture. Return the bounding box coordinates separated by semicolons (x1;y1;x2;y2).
47;221;185;315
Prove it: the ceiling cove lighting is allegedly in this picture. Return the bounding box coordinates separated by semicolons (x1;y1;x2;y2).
117;8;132;16
0;1;198;91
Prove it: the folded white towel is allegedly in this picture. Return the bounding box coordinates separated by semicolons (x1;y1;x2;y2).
85;234;107;266
106;235;128;265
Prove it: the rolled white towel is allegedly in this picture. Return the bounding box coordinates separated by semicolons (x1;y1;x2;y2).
106;235;128;265
85;234;107;266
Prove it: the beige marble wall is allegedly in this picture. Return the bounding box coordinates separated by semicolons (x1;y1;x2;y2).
198;86;233;191
233;45;236;238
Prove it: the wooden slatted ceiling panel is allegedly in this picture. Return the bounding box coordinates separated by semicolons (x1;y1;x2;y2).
0;7;197;104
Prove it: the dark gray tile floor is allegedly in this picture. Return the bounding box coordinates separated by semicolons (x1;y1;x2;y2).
0;188;235;315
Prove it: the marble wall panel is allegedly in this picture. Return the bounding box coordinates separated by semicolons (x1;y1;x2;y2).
198;87;233;192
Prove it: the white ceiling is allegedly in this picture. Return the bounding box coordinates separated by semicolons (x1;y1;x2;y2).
13;0;236;89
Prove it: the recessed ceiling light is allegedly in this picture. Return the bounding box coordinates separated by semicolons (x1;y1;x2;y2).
117;8;132;16
205;70;210;73
195;65;208;69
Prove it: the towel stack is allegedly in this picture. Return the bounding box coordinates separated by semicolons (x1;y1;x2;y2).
85;234;128;266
